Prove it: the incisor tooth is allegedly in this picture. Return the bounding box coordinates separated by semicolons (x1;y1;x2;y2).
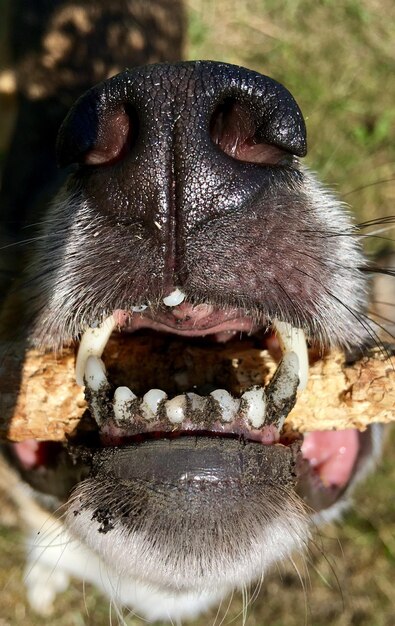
76;314;117;386
210;389;240;422
272;319;309;391
142;389;167;420
241;386;267;428
166;395;186;424
113;387;136;423
163;288;186;307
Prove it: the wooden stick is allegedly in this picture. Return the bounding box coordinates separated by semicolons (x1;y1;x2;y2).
0;340;393;442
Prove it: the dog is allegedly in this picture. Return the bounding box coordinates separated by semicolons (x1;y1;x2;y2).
0;0;390;622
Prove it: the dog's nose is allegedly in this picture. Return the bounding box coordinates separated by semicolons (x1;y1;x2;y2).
57;61;306;169
56;62;307;295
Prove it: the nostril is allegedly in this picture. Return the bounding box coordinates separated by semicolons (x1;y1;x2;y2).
57;63;306;169
210;98;290;166
84;104;138;166
57;96;139;168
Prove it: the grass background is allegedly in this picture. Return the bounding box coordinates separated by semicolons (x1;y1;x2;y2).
0;0;394;624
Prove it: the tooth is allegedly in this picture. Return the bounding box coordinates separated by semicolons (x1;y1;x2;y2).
113;386;137;423
210;389;240;422
131;305;148;313
141;389;167;420
163;288;186;307
186;392;206;412
76;314;117;386
84;355;109;391
265;351;299;430
84;356;110;426
272;320;309;390
166;395;186;424
241;386;267;428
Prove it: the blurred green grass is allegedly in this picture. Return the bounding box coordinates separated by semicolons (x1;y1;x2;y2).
187;0;395;255
1;1;395;624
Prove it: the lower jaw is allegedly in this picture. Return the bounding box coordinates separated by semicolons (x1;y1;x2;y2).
64;436;312;595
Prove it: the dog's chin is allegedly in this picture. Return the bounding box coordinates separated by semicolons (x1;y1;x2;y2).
66;438;308;593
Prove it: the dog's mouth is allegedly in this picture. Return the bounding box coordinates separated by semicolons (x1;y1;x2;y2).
77;298;304;447
12;288;370;514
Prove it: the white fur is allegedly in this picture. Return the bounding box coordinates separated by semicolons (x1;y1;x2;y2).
25;524;225;621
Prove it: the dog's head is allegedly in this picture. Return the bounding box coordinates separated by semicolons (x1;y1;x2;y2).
8;62;382;604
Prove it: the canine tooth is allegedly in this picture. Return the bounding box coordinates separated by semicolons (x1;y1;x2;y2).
113;387;136;422
210;389;240;422
163;288;186;307
273;320;309;391
241;386;267;428
84;356;108;392
265;351;300;430
76;314;117;386
166;395;186;424
84;356;109;426
273;351;300;399
131;305;147;313
141;389;167;420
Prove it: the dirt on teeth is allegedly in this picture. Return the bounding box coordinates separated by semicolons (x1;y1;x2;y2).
82;332;298;439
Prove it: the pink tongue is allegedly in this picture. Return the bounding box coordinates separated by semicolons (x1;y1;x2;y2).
302;430;359;488
13;439;41;469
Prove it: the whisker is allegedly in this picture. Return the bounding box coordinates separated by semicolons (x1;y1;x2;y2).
21;221;50;230
288;553;309;625
367;310;395;328
358;235;395;243
357;216;395;230
370;300;395;308
363;267;395;277
0;235;47;251
306;530;345;611
359;227;395;237
327;290;395;356
248;572;264;607
216;588;234;626
342;177;395;198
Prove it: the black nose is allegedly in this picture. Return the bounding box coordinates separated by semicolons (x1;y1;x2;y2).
57;61;306;168
55;62;307;301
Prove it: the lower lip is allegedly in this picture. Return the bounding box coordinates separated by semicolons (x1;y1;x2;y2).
87;436;299;489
